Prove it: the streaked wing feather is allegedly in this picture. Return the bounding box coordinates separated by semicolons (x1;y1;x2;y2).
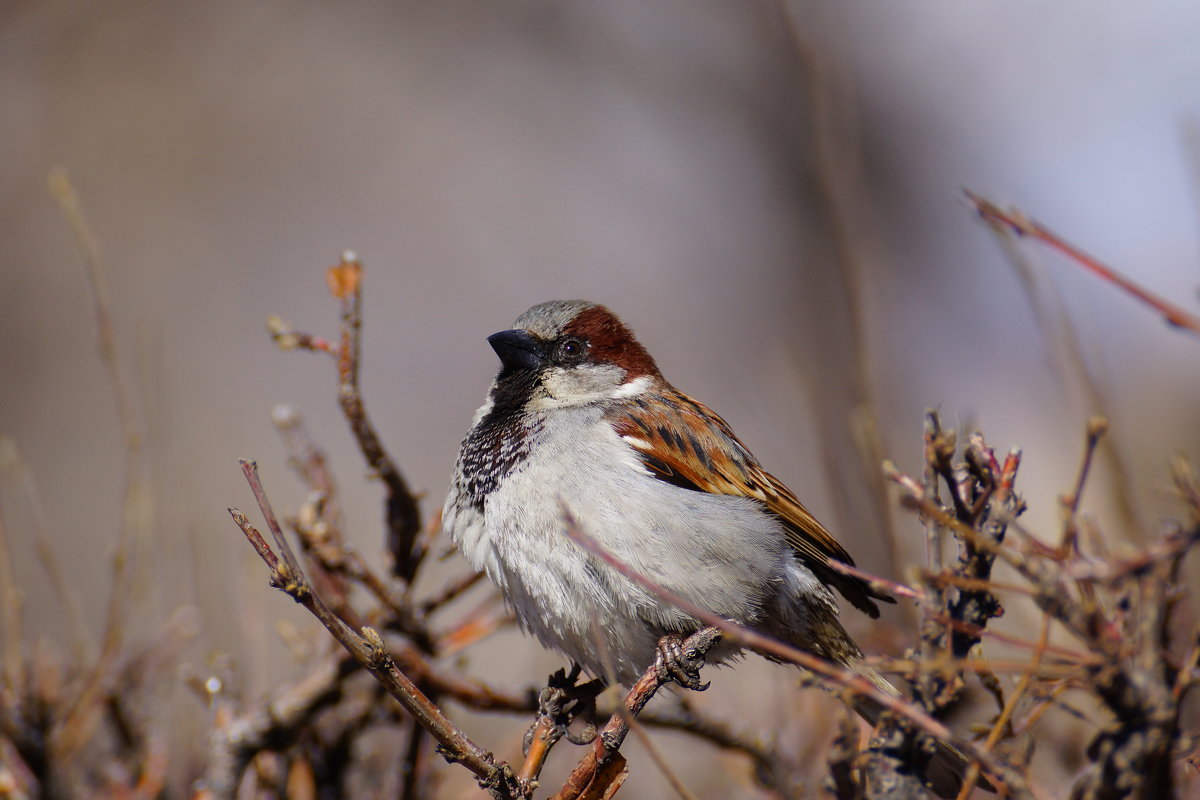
609;390;893;617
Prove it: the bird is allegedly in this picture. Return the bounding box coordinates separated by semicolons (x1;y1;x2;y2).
443;299;983;797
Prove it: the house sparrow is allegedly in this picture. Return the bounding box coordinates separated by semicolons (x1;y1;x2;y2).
444;300;979;797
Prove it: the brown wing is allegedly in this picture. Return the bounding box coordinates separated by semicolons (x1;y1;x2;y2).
609;389;894;618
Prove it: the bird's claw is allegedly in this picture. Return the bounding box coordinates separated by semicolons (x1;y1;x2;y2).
655;633;710;691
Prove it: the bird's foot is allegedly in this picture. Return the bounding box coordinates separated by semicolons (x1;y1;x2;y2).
654;630;718;691
523;665;602;756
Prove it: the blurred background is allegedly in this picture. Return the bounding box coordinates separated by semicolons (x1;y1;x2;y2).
3;1;1200;796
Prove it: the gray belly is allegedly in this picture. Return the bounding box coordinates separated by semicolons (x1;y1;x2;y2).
476;442;794;682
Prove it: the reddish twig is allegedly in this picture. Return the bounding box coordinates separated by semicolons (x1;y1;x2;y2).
966;191;1200;336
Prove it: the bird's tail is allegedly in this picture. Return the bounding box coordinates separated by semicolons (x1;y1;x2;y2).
849;664;993;798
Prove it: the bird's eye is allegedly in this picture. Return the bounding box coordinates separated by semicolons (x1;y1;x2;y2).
557;337;586;361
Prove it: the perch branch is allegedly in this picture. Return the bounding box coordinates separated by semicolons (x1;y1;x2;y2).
228;460;522;798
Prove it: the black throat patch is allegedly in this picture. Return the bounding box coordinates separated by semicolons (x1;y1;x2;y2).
456;369;543;508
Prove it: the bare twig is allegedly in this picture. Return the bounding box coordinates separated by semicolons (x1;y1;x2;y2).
550;627;723;800
777;3;902;589
267;315;338;356
327;253;424;581
966;191;1200;336
228;460;522;799
1064;417;1107;520
974;194;1143;540
268;254;424;581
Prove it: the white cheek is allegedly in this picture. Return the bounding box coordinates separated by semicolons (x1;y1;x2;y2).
533;365;645;409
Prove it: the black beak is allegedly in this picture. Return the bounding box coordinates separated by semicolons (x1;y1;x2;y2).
487;329;545;371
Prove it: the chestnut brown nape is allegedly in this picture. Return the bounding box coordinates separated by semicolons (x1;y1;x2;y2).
562;305;661;380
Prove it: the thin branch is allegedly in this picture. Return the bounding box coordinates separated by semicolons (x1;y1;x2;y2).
966;191;1200;336
228;461;521;798
266;315;338;356
47;168;152;764
550;627;723;800
780;5;903;595
1064;417;1107;519
326;253;424;581
421;570;487;614
47;168;141;445
956;611;1054;800
974;194;1143;541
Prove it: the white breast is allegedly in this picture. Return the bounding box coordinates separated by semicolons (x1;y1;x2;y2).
444;404;798;683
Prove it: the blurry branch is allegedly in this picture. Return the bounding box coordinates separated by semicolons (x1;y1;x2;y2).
969;192;1143;539
269;253;424;581
421;568;488;615
201;654;355;795
776;0;901;586
47;169;155;763
47;168;142;446
0;490;22;699
0;435;90;659
828;710;863;800
638;700;777;781
966;191;1200;336
0;169;169;799
48;168;151;654
227;459;524;799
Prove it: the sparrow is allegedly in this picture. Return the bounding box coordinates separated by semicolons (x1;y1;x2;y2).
443;300;980;797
